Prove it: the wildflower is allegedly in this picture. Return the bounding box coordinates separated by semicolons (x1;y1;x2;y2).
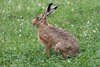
38;3;41;7
72;8;74;11
19;34;21;37
42;6;45;9
19;29;21;32
87;20;90;24
20;23;23;26
92;30;96;33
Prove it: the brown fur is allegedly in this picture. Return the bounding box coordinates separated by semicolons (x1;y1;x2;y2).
32;4;80;58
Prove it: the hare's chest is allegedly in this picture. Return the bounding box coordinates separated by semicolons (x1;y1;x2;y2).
38;33;49;45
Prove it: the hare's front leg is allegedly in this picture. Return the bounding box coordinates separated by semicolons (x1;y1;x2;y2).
43;43;51;55
39;36;51;55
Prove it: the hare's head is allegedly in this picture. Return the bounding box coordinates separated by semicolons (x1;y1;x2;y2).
32;3;57;26
32;13;47;26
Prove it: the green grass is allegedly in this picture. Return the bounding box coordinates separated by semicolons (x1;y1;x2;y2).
0;0;100;67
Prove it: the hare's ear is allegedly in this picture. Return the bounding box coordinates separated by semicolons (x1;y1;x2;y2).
46;5;58;16
46;3;58;16
47;3;53;12
53;6;58;10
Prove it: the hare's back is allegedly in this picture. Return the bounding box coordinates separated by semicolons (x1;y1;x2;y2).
47;26;73;39
46;26;79;45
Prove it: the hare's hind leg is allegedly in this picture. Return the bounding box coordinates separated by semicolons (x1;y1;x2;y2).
54;41;72;58
54;41;66;52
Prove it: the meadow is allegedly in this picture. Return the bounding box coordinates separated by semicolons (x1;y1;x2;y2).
0;0;100;67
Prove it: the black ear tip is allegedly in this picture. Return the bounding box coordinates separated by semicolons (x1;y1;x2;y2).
47;3;53;12
54;6;58;9
49;3;53;5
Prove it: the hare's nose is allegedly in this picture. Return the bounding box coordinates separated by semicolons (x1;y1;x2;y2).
32;19;37;25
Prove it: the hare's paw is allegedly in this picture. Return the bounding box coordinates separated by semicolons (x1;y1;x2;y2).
42;48;50;55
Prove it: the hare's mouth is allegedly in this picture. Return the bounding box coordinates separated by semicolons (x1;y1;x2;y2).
32;19;37;25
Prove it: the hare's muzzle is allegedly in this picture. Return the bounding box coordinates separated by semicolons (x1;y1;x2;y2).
32;19;37;25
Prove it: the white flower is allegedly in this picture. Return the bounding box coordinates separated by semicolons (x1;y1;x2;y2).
87;20;90;24
19;34;21;37
96;24;99;26
83;32;87;36
8;0;12;3
38;3;41;7
17;19;20;22
67;1;70;5
72;8;74;11
68;60;71;63
92;30;96;33
27;7;30;10
2;32;4;34
42;6;45;9
2;40;4;43
20;23;23;26
71;24;74;27
18;5;21;9
2;10;5;13
19;29;21;32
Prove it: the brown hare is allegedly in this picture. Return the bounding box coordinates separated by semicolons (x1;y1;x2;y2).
32;3;80;58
